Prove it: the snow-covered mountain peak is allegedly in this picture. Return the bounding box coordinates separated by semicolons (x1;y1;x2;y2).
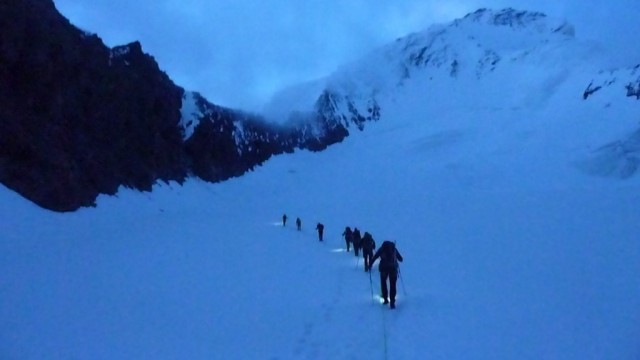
263;7;639;188
265;8;584;123
457;8;574;37
384;7;575;73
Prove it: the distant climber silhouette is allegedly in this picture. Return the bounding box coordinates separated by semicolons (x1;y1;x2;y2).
342;226;353;252
315;223;325;241
361;232;376;272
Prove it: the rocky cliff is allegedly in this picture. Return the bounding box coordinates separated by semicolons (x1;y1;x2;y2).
0;0;371;211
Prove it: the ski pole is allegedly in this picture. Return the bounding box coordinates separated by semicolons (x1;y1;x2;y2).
398;264;407;297
369;268;375;305
393;240;407;296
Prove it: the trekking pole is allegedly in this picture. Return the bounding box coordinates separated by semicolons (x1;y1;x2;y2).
369;268;375;305
393;240;407;297
398;264;407;297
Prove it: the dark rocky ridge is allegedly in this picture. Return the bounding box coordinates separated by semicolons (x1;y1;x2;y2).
181;91;364;183
1;0;187;211
0;0;377;211
582;64;640;100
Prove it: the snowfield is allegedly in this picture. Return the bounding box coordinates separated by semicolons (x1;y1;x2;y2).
2;106;639;358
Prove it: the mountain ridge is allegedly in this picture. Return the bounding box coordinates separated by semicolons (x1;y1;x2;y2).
1;3;638;211
0;0;359;211
267;7;604;118
266;7;639;182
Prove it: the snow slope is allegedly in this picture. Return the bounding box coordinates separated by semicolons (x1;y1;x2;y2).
2;93;640;359
2;8;640;360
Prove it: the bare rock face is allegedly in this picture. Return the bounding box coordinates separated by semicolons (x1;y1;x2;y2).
0;0;187;210
181;91;356;182
0;0;364;211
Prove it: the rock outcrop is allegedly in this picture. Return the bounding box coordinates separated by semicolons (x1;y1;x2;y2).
0;0;364;211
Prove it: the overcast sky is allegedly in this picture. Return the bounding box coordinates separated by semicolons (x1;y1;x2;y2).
54;0;640;111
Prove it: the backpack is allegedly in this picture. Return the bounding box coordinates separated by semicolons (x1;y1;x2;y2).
352;229;361;244
362;233;375;251
380;241;398;269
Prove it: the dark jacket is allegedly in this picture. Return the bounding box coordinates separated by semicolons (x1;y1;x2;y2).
352;229;362;246
361;232;376;252
342;227;353;241
371;241;403;272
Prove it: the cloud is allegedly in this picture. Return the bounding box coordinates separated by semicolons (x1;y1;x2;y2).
53;0;640;111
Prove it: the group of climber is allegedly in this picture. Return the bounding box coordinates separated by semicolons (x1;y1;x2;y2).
282;214;303;232
342;226;404;309
341;227;377;270
283;214;324;241
281;214;404;309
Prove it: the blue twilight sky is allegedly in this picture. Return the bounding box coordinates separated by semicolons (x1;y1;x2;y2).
53;0;640;110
